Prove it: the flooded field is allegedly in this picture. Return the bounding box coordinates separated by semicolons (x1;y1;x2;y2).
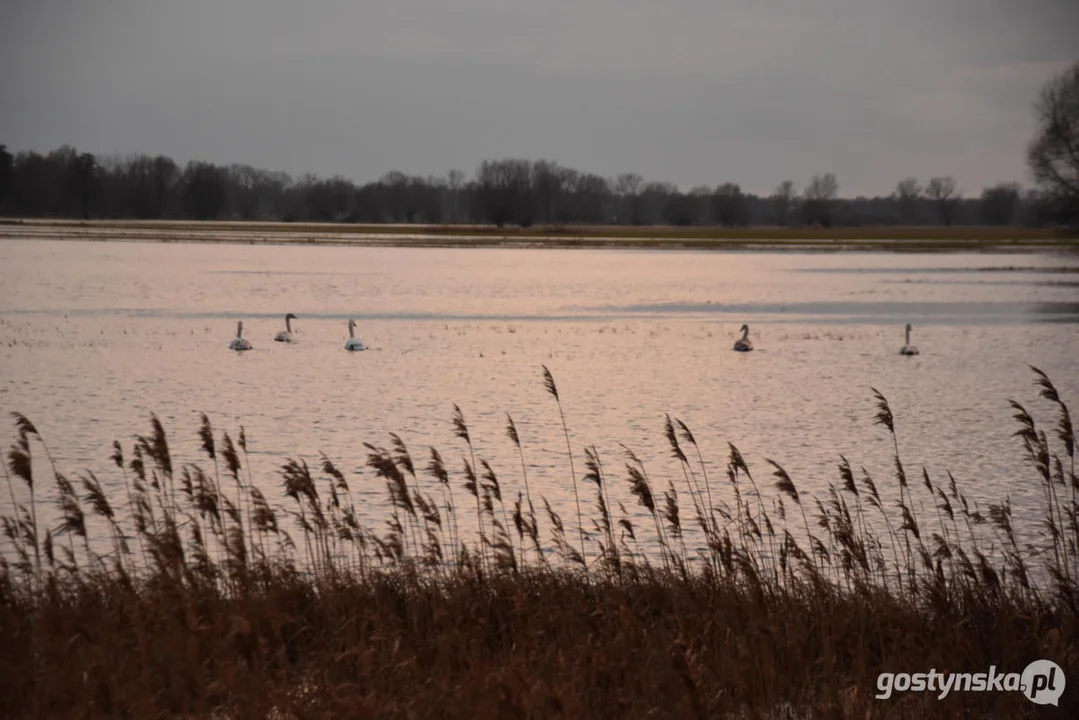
1;237;1077;555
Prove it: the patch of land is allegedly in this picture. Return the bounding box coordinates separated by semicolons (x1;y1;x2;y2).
1;217;1076;251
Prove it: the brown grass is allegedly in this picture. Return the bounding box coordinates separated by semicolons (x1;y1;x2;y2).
1;217;1077;251
1;367;1076;718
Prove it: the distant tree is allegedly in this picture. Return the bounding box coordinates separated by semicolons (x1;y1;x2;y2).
614;172;643;225
687;185;713;224
895;177;922;224
511;160;538;226
353;182;385;223
0;145;12;212
614;173;642;195
639;182;675;225
770;180;795;225
66;152;97;219
226;164;262;219
446;169;465;223
12;151;62;215
115;155;161;218
549;168;578;223
2;142;1049;230
406;176;433;222
1018;188;1053;227
1027;61;1079;222
151;156;179;217
181;162;227;219
802;173;838;225
712;183;750;226
568;173;611;224
302;175;355;222
662;189;696;226
979;182;1022;225
532;160;566;224
379;171;409;222
926;176;960;225
476;159;534;227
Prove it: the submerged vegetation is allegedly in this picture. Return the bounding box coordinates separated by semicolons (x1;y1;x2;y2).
1;366;1076;718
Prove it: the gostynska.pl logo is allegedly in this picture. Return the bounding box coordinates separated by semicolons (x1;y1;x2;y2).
876;659;1064;706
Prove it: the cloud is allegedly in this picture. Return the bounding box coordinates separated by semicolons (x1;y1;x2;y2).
1;0;1075;195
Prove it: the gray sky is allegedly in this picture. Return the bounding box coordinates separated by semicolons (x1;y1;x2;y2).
1;0;1076;197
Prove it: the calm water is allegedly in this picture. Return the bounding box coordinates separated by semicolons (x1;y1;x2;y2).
2;238;1077;558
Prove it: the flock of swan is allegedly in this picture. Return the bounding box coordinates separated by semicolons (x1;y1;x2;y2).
230;315;921;356
229;314;367;352
732;323;919;355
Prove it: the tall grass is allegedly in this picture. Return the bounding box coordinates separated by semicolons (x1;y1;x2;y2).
0;366;1076;718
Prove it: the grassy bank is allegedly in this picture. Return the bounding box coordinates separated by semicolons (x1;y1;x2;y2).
1;367;1076;718
1;217;1077;251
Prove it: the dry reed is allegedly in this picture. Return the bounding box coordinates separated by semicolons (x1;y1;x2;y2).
0;366;1076;718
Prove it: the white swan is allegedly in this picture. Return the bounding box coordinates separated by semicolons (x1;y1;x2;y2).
274;313;297;342
899;323;919;355
733;323;753;352
344;318;367;351
229;321;252;351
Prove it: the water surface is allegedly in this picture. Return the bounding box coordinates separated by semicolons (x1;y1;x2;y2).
2;239;1076;558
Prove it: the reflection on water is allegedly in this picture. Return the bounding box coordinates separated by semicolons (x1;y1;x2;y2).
1;240;1077;558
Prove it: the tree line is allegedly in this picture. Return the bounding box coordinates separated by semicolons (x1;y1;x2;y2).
1;60;1076;229
0;145;1060;227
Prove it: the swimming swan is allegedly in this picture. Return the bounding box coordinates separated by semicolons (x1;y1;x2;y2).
274;313;297;342
229;321;252;351
733;324;753;352
345;318;367;351
899;323;919;356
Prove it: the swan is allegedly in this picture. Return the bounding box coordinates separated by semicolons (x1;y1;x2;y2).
344;318;367;351
733;323;753;352
229;321;252;351
274;313;297;342
899;323;919;355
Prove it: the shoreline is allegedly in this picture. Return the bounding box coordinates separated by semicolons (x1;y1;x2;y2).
1;218;1077;252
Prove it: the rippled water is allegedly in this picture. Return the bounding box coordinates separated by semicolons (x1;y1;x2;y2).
2;238;1077;558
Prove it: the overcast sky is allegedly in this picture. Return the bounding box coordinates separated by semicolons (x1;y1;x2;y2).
1;0;1076;196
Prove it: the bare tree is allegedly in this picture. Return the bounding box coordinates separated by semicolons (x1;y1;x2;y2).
446;169;464;223
379;171;412;222
614;173;642;196
181;162;227;220
532;160;566;224
771;180;795;225
712;183;749;226
226;164;261;219
151;156;180;217
979;182;1022;225
476;159;534;227
66;152;97;219
1027;61;1079;222
805;173;838;199
614;173;643;224
0;145;13;213
926;176;960;225
567;173;611;224
894;177;922;224
803;173;838;225
688;185;713;224
638;182;676;225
